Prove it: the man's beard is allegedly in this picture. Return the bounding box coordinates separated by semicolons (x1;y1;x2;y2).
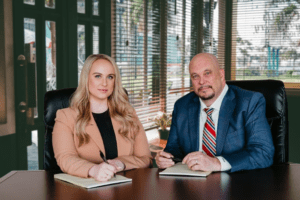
198;86;215;100
200;93;215;100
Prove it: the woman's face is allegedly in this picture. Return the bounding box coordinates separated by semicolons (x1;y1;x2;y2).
88;59;115;104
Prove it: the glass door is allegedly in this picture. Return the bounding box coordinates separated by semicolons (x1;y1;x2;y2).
12;0;109;171
13;0;58;170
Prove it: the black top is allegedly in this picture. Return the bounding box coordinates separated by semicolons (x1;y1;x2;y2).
92;109;118;159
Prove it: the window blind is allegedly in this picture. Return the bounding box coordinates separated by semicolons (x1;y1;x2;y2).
232;0;300;87
201;0;226;69
166;0;193;113
112;0;161;129
112;0;199;130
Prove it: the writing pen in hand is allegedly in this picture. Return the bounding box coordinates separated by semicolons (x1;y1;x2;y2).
163;151;182;163
100;150;116;178
171;157;182;163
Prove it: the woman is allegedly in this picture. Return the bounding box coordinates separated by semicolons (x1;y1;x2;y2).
52;54;152;182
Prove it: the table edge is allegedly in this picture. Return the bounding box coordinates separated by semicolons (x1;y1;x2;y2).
0;171;17;184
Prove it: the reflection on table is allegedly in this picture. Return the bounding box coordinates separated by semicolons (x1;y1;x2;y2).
0;164;299;200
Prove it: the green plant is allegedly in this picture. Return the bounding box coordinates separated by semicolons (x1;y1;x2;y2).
286;70;294;77
150;111;172;131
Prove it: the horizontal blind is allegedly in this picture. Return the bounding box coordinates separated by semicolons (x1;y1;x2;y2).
112;0;199;130
112;0;164;129
232;0;300;86
166;0;193;114
202;0;225;69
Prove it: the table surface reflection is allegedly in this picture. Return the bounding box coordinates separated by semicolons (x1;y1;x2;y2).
1;164;299;200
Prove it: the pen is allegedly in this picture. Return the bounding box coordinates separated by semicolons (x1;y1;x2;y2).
171;157;182;163
163;150;182;163
100;150;116;178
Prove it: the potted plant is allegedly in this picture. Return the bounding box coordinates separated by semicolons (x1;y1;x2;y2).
151;111;172;140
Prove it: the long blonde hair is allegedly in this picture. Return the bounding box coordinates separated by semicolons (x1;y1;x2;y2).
70;54;139;147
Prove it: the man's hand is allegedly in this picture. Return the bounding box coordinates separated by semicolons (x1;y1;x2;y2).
182;151;221;172
155;151;175;169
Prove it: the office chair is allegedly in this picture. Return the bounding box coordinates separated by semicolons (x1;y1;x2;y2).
44;88;76;171
227;80;289;164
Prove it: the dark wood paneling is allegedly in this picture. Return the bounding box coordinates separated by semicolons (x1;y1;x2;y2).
0;134;17;177
287;95;300;163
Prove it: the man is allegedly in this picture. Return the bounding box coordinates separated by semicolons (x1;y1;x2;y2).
155;53;274;172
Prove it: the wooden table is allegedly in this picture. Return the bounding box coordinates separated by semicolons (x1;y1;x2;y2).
1;164;299;200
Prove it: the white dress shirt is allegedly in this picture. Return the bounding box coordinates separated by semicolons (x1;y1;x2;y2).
199;84;232;171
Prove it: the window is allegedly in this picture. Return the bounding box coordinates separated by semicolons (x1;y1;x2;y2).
166;0;192;113
76;0;105;82
112;0;224;129
112;0;194;129
232;0;300;88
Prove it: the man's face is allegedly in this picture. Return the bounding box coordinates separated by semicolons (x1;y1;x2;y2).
189;54;225;107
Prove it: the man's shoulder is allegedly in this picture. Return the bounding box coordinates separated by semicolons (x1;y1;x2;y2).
227;85;265;108
228;84;264;99
175;91;198;105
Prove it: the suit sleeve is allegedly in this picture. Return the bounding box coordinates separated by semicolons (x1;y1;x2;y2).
52;109;95;178
222;93;275;172
164;102;185;159
117;111;153;170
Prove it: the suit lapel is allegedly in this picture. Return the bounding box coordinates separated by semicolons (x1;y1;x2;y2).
216;87;236;155
85;113;106;153
189;94;200;152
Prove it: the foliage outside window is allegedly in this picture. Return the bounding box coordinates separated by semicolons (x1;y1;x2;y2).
232;0;300;88
113;0;199;129
112;0;223;129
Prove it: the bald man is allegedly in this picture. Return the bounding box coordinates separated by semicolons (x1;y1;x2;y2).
155;53;274;172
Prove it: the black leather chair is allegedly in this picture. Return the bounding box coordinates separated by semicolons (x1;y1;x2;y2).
43;80;288;170
44;88;76;171
227;80;288;165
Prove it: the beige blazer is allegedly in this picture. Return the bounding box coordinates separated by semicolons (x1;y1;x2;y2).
52;107;152;178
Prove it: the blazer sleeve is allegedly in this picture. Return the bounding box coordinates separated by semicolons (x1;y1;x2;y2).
164;102;185;159
117;111;153;170
52;109;95;178
222;93;275;172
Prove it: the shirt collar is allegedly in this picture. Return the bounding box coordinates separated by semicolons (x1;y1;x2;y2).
199;84;229;111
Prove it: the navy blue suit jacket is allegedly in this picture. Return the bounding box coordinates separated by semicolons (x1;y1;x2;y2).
164;85;275;172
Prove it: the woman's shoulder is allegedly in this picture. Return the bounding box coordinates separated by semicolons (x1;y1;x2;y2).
56;107;78;120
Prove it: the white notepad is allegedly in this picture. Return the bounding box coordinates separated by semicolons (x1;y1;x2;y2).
159;162;212;177
54;173;132;189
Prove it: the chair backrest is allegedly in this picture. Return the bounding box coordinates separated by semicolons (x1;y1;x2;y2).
227;80;289;164
44;88;76;171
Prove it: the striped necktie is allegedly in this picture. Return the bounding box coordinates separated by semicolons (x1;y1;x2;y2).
202;108;216;157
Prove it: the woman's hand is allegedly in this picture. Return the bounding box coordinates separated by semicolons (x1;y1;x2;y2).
108;159;125;172
155;151;175;169
88;162;117;182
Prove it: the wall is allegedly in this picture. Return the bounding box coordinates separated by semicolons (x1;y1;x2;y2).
287;95;300;163
0;134;17;177
0;0;15;136
0;0;17;177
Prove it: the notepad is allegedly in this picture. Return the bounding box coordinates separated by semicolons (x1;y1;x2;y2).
159;162;212;177
54;173;132;189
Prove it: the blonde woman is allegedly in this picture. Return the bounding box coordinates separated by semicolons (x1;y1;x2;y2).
52;54;152;181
